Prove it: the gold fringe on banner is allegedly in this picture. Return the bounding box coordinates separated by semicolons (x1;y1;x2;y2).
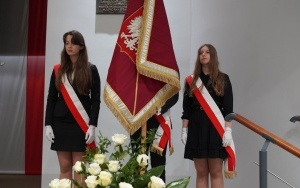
103;83;179;135
151;144;174;156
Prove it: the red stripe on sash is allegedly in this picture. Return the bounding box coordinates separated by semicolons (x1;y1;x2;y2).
154;114;171;148
186;75;235;171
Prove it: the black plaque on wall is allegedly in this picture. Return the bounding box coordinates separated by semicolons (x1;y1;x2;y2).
96;0;128;14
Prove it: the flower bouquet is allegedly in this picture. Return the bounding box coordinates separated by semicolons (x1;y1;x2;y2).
49;129;190;188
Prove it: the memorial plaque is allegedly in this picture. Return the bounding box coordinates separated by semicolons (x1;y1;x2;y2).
96;0;128;14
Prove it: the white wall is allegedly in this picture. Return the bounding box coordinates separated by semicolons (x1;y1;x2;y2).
190;0;300;187
43;0;300;187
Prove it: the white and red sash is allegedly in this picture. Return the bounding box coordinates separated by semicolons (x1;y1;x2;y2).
54;64;96;148
186;75;237;179
151;110;174;156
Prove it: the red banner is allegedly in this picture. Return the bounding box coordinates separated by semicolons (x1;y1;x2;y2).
104;0;180;134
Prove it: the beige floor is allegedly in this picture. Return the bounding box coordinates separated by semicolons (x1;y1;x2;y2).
0;174;41;188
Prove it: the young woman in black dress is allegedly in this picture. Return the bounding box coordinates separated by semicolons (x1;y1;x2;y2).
181;44;234;188
45;30;101;185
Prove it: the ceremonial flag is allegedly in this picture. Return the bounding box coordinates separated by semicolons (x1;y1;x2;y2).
104;0;180;134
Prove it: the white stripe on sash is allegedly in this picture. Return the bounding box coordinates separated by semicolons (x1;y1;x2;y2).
195;78;225;130
63;74;89;127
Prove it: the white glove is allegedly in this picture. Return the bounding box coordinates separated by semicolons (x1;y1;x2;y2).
222;127;232;147
162;109;171;124
85;125;96;144
156;108;162;115
181;127;188;145
45;125;55;143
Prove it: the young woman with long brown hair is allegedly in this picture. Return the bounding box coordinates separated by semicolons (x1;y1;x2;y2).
45;30;101;185
181;44;235;188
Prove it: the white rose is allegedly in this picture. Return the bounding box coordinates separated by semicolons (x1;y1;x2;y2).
73;161;84;173
108;160;120;172
49;178;60;188
137;154;149;167
119;182;134;188
58;178;71;188
49;178;71;188
148;176;165;188
98;171;113;186
112;134;127;145
88;162;101;175
85;175;98;188
93;154;106;164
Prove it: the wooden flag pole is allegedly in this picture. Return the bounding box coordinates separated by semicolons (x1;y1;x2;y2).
141;124;147;153
140;123;147;174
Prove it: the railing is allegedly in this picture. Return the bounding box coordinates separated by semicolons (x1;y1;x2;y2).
290;115;300;123
225;113;300;188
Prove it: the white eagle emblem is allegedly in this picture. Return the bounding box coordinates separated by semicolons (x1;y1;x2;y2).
120;16;142;51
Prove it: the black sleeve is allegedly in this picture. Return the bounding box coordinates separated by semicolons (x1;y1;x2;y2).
181;81;192;120
45;70;58;126
89;64;101;126
160;92;179;114
223;74;233;116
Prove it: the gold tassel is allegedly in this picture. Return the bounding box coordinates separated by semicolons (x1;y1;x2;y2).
224;170;237;179
151;145;164;156
169;145;174;156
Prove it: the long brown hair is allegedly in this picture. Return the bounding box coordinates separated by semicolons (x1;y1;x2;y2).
188;44;225;96
55;30;92;95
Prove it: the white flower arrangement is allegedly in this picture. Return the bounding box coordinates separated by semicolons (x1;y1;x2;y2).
49;178;71;188
49;130;190;188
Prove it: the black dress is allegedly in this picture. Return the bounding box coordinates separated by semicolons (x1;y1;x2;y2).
181;72;233;160
45;64;101;152
130;93;179;181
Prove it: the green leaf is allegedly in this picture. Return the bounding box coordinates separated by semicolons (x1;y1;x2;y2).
72;180;84;188
131;165;164;187
119;150;128;160
166;177;190;188
115;157;139;183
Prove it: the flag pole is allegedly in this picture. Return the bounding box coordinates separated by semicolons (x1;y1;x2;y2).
140;123;147;174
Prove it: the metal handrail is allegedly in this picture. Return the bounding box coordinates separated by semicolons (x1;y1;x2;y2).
290;115;300;123
225;113;300;158
225;113;300;188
